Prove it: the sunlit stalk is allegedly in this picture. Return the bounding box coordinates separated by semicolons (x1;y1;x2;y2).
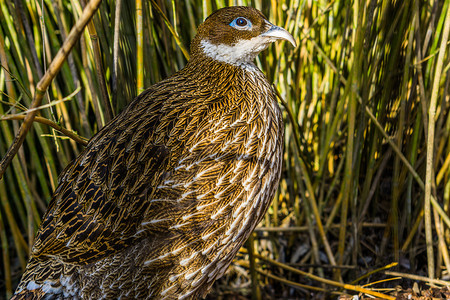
424;2;450;280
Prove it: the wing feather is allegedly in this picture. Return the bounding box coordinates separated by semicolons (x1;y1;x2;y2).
31;87;175;264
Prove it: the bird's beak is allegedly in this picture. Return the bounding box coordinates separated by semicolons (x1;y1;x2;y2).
260;23;297;48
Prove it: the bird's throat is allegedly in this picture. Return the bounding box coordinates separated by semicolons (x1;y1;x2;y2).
196;39;266;70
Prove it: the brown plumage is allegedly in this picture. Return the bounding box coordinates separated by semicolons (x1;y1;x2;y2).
12;6;296;300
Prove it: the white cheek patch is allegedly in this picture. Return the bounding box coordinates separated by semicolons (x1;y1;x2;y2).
200;38;269;67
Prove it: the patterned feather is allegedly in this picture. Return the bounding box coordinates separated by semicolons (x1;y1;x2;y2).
12;6;295;300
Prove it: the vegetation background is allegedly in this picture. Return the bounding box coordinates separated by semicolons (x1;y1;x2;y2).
0;0;449;299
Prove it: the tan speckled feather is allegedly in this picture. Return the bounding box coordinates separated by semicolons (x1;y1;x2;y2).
12;6;293;300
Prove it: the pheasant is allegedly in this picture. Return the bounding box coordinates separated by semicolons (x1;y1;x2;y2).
12;6;296;299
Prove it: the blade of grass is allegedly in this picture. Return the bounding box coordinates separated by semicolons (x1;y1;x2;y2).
424;2;450;279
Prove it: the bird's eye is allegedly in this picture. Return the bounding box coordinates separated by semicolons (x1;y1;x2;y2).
236;17;247;26
229;17;252;30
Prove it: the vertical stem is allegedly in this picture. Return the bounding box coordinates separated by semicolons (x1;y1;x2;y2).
112;0;123;107
424;2;450;280
136;0;144;94
53;0;90;136
82;0;113;123
392;11;416;262
338;0;364;277
247;234;261;300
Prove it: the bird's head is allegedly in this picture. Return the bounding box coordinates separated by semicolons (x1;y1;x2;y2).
190;6;296;68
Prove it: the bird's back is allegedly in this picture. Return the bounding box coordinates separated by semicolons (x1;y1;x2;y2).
14;62;283;299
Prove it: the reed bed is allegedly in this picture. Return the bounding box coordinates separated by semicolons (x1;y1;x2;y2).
0;0;449;298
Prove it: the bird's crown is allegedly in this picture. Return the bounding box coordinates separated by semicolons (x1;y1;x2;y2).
190;6;296;68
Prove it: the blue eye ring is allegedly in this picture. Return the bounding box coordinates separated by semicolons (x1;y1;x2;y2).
229;17;252;30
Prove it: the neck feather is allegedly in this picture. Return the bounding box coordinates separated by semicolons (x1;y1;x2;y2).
185;52;262;80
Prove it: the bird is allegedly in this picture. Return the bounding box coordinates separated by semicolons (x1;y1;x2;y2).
12;6;296;300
